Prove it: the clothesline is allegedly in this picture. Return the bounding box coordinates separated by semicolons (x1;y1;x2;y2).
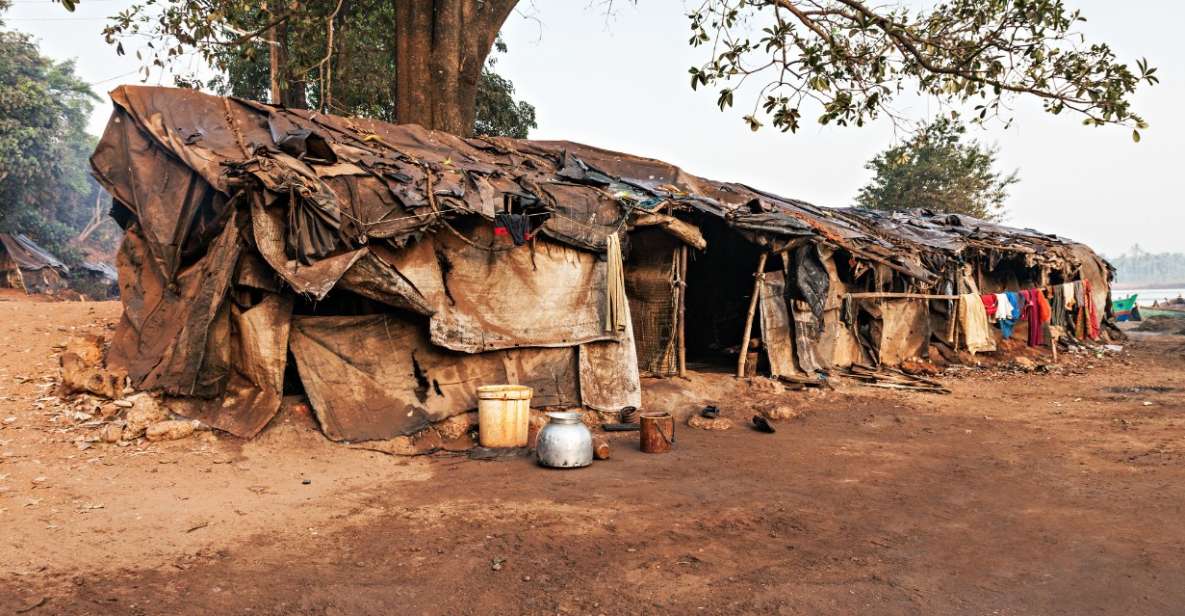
843;280;1092;302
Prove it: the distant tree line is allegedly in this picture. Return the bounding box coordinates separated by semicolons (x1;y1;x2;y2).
1109;245;1185;286
0;0;119;265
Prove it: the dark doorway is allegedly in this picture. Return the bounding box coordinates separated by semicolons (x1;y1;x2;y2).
682;217;767;371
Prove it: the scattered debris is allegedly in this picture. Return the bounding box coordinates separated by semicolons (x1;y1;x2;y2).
762;404;800;421
836;365;951;394
58;334;126;399
775;373;831;391
145;420;197;442
122;394;168;441
99;423;123;443
15;596;46;613
1013;357;1037;371
469;447;529;461
687;415;733;431
900;358;941;377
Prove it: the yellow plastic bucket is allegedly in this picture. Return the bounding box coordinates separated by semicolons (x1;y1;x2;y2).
477;385;532;448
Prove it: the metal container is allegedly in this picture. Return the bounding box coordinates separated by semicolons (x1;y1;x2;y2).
639;412;675;454
536;412;593;468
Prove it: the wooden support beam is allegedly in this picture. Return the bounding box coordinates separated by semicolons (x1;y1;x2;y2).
736;252;769;378
677;245;688;377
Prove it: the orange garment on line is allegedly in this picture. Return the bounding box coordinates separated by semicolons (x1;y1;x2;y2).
1036;289;1052;324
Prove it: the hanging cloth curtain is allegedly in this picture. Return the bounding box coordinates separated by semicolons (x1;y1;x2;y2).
958;294;996;354
603;232;628;334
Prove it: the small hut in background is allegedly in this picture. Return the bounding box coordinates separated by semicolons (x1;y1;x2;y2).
0;233;70;295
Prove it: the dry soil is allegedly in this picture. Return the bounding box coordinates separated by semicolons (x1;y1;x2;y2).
1;299;1183;615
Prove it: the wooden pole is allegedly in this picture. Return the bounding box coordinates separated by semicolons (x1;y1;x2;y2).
736;252;769;378
678;245;688;377
952;296;961;352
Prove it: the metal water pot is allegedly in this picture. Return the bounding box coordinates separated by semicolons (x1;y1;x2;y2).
536;412;593;468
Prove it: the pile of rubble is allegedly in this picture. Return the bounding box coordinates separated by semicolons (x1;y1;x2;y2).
57;334;205;448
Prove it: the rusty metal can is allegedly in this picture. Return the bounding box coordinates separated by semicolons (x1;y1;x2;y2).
639;412;675;454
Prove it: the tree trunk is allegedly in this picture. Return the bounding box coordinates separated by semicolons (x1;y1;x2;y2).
393;0;517;136
275;17;307;109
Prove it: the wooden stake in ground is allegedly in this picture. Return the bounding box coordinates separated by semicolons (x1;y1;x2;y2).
737;252;769;378
678;245;688;377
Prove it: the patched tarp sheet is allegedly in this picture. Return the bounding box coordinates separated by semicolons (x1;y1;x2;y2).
289;314;581;442
579;316;643;412
388;231;618;353
107;213;242;394
170;293;293;438
250;196;366;300
0;234;67;272
877;300;931;365
758;270;797;377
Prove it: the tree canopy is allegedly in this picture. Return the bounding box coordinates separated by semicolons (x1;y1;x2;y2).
691;0;1157;139
110;0;535;137
92;1;1155;138
0;0;115;262
855;117;1018;221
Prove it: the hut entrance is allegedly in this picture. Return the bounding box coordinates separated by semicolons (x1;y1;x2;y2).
681;219;765;372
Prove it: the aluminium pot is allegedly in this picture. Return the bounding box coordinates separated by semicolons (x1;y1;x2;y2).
536;412;593;468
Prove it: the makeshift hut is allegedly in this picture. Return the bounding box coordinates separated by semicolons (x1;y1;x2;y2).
89;86;1115;442
76;261;121;299
0;233;70;294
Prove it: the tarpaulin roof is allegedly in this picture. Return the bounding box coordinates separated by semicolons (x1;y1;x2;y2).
0;233;69;273
90;86;1105;295
80;260;118;281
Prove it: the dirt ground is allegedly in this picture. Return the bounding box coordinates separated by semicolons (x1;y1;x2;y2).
1;299;1183;615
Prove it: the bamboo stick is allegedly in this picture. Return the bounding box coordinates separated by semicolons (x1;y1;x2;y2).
736;252;769;378
678;245;688;377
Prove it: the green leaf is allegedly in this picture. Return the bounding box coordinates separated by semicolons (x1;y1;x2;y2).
1132;130;1141;143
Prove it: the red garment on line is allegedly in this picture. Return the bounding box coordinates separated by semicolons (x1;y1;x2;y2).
981;294;998;320
1024;289;1045;347
1084;280;1101;340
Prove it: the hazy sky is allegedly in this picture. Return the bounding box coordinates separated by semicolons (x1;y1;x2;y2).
6;0;1182;256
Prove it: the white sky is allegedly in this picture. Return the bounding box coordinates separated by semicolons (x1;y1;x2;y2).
6;0;1183;256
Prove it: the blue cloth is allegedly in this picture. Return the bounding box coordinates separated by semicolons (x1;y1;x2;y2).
1006;291;1022;320
998;291;1023;337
